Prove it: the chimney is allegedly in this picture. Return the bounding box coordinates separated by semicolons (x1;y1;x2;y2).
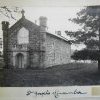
2;21;9;68
56;31;61;36
39;16;47;32
35;20;37;24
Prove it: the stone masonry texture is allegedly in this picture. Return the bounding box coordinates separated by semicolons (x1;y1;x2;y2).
45;34;71;67
2;16;71;69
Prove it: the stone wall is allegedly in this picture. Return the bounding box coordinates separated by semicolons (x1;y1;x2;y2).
7;25;46;68
2;21;9;67
29;27;41;68
7;26;40;68
45;34;71;67
4;18;71;69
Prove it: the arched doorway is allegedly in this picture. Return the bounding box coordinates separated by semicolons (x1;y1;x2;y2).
16;53;24;68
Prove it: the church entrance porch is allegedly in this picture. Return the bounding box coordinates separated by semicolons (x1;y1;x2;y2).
16;53;24;68
12;52;28;69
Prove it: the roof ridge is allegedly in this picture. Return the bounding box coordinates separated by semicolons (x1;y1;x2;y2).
9;17;39;31
46;32;71;44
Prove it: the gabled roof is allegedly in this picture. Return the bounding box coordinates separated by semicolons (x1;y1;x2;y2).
9;15;71;44
9;17;39;32
46;32;71;44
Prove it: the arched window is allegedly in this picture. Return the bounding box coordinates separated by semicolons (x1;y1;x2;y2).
17;27;29;44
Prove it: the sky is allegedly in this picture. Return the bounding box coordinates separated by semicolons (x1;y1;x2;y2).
0;7;86;50
23;7;81;34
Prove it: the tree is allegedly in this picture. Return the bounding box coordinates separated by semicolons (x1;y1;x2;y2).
71;49;99;61
65;6;100;71
71;49;89;61
0;6;21;20
0;6;22;68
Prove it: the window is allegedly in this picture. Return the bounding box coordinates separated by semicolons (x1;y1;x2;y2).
17;27;29;44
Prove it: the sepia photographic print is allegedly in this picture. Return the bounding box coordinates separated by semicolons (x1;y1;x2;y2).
0;1;100;88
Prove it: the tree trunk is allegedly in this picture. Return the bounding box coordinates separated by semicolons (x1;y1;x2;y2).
98;60;100;72
98;27;100;72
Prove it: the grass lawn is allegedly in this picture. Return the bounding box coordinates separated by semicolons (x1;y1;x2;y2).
46;63;100;86
1;63;100;86
0;58;4;86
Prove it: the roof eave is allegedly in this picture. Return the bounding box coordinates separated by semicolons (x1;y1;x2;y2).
46;32;71;44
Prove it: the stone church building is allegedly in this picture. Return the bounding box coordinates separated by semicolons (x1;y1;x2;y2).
2;10;71;69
